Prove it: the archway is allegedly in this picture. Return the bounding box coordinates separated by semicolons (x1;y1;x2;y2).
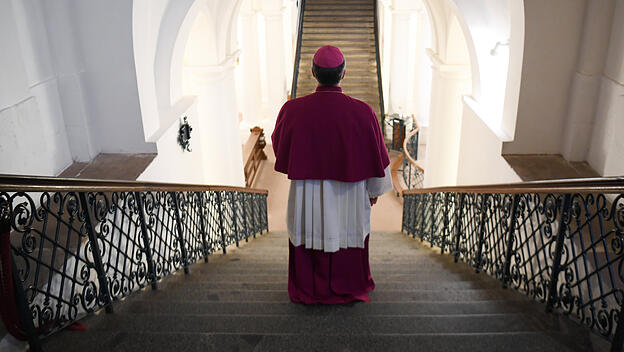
380;0;525;187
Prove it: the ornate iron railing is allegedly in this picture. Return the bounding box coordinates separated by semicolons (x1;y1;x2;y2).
402;178;624;352
0;176;268;351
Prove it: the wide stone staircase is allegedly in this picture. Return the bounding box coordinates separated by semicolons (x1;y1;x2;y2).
294;0;382;118
42;231;606;351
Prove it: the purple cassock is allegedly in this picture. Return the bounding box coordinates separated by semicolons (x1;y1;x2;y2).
272;46;390;304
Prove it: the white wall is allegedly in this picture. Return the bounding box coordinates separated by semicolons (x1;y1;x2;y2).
72;0;155;154
501;0;624;181
1;0;157;177
139;98;205;183
587;0;624;176
457;99;521;185
503;0;586;154
0;0;73;176
134;0;249;187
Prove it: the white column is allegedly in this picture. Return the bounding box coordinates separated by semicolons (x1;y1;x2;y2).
262;1;288;121
12;0;97;164
238;6;263;128
388;11;411;114
388;2;421;115
381;0;392;108
189;58;246;187
561;0;616;161
412;9;430;125
423;49;471;187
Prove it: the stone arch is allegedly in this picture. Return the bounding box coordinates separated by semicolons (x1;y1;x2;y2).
153;0;217;109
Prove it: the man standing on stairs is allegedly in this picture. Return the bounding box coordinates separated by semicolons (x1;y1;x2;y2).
272;45;392;304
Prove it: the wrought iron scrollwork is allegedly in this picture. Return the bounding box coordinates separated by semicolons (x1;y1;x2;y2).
402;189;624;349
2;186;267;344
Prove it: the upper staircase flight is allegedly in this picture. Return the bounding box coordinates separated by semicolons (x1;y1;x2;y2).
291;0;385;125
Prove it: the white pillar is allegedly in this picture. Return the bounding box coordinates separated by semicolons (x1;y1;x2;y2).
388;11;412;114
12;0;97;163
388;2;421;115
189;58;246;187
423;49;471;187
262;1;288;121
561;0;616;161
412;9;430;125
381;0;392;110
239;6;263;127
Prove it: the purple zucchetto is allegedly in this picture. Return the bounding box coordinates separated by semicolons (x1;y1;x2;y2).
313;45;345;68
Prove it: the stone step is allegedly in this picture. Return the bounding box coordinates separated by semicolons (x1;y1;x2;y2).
301;46;375;53
304;22;374;30
304;10;373;17
71;313;550;335
134;288;525;302
301;39;375;47
116;300;536;316
153;280;503;292
304;16;374;23
305;4;374;11
299;55;376;64
43;331;595;352
302;27;375;34
188;256;474;267
297;80;378;88
306;0;373;4
302;33;374;40
158;272;491;285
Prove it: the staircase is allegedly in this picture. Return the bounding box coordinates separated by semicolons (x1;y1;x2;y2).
293;0;383;121
42;231;606;351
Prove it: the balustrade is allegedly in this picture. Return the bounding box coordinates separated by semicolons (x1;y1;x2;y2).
402;178;624;352
0;176;268;351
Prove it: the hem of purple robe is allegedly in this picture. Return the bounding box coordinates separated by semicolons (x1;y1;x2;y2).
288;236;375;305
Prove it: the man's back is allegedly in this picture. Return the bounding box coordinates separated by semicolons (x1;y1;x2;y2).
273;86;388;182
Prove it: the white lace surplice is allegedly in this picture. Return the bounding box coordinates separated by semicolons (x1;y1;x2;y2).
287;166;393;253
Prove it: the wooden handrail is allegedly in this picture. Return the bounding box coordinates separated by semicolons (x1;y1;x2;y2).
290;0;306;99
390;154;405;195
403;177;624;195
402;120;424;172
0;174;268;194
243;127;267;187
373;0;385;134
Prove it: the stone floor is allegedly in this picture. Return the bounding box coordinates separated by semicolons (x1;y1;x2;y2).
42;231;609;352
503;154;600;181
59;153;156;181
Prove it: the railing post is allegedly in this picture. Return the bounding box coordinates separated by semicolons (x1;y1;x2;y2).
502;194;520;289
78;193;113;313
401;193;408;234
474;194;489;273
241;193;249;242
430;193;436;247
411;194;418;237
216;192;228;254
170;192;189;275
197;192;210;262
134;192;158;289
1;212;42;352
454;193;465;263
230;192;240;247
419;194;426;241
264;194;269;233
441;193;449;254
546;194;572;313
611;309;624;352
